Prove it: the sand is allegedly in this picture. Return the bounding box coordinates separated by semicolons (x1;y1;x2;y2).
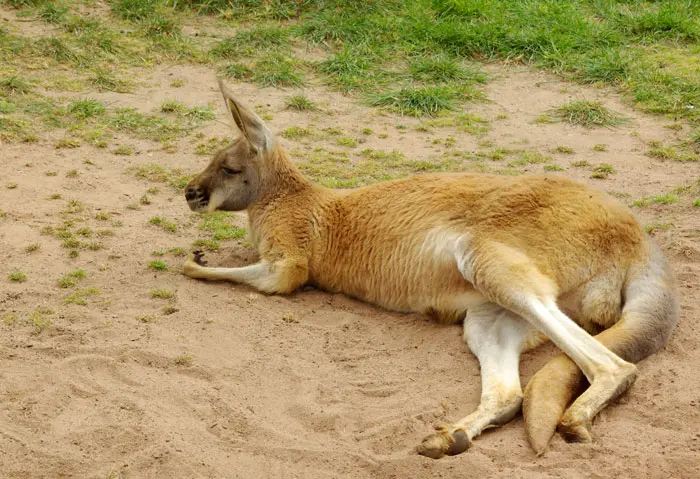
1;58;699;478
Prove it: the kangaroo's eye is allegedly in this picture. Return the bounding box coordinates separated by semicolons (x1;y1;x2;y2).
222;166;242;175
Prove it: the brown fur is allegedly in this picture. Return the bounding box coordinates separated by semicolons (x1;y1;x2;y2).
183;81;680;456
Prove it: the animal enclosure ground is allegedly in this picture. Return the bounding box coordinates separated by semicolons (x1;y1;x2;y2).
1;1;699;478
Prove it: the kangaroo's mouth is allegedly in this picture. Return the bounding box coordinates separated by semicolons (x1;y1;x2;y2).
187;198;209;212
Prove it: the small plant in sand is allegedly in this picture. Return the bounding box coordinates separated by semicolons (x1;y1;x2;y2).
285;94;317;112
149;260;168;271
58;269;87;288
25;243;41;253
150;288;174;299
8;270;27;282
591;163;616;179
632;194;680;207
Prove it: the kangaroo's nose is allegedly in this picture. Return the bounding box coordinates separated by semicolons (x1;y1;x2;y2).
185;186;199;201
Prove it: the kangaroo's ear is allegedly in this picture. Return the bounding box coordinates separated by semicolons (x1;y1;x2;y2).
217;79;275;151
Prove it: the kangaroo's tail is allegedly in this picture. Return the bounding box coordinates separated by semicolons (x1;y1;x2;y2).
522;241;680;455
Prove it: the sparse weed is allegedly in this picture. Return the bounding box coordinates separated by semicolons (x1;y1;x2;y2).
8;270;27;282
24;243;40;253
591;163;616;179
64;287;100;306
150;288;174;299
149;260;168;271
285;94;317;111
553;145;575;154
632;194;680;207
58;269;87;288
149;216;177;232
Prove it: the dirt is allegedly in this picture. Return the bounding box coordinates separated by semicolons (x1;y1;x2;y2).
1;55;699;479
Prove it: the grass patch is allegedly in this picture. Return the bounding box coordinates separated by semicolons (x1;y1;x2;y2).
219;62;254;81
8;270;27;282
647;145;699;162
632;194;680;207
150;288;174;299
553;145;575;154
285;94;317;112
198;212;246;241
128;163;193;190
550;101;626;128
281;126;313;140
369;86;462;117
149;216;177;232
591;163;616;179
209;26;290;58
409;55;487;84
253;53;304;88
192;238;220;251
24;242;40;253
68;98;105;118
645;223;674;235
298;148;462;188
58;269;87;288
29;306;53;332
0;75;32;95
148;260;168;271
544;164;565;172
64;287;100;306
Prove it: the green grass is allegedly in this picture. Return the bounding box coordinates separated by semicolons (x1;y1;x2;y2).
58;269;87;288
219;62;254;80
64;287;100;306
591;163;616;179
297;148;463;188
550;101;626;128
285;94;317;112
209;26;290;58
3;0;698;149
8;270;27;282
148;260;168;271
253;53;304;88
632;193;681;207
409;55;487;84
150;288;174;299
281;126;313;140
149;216;177;232
553;145;575;154
29;306;53;332
368;86;458;117
0;75;32;95
68;98;105;118
128;163;193;190
198;212;246;240
24;242;40;253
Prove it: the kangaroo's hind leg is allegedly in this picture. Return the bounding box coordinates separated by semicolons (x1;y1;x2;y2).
417;302;543;459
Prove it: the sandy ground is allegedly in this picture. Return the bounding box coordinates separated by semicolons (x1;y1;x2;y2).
1;51;700;479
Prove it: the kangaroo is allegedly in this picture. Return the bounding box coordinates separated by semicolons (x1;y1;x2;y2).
182;80;680;459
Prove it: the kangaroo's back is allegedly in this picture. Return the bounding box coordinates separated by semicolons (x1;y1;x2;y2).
307;173;644;320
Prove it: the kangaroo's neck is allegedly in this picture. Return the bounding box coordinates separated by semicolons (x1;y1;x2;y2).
252;145;314;207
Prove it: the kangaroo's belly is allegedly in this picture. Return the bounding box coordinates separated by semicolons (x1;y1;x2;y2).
308;226;486;322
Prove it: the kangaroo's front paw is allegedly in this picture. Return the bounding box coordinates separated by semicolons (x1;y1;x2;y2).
192;250;207;266
183;251;207;278
416;426;470;459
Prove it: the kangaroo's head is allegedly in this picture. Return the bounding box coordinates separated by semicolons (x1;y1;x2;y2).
185;80;276;213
